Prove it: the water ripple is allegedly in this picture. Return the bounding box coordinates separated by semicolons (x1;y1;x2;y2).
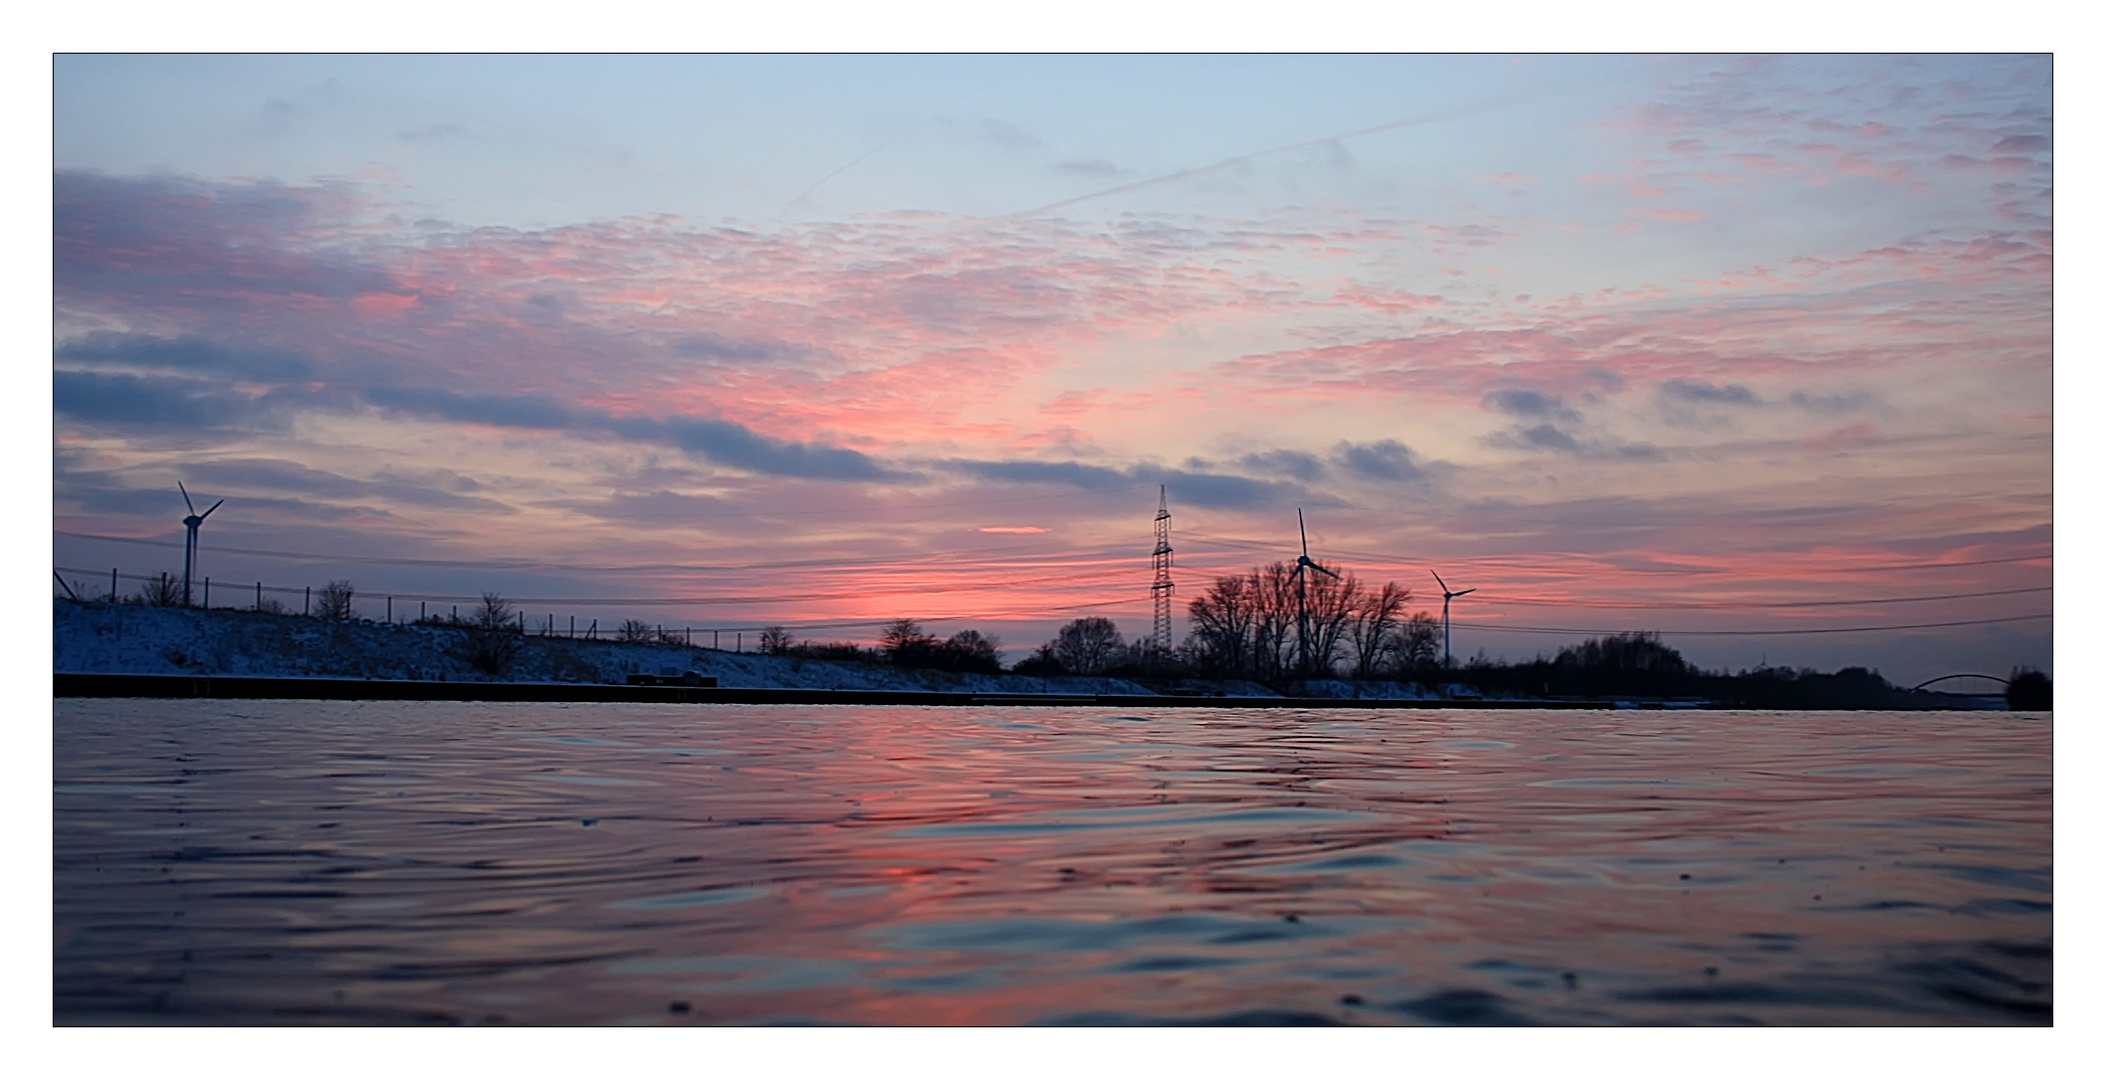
54;701;2050;1025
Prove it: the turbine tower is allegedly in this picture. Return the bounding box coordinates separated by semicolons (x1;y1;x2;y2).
179;483;224;608
1430;570;1475;668
1150;485;1174;654
1290;509;1340;676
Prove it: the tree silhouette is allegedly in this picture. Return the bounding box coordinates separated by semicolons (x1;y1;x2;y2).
459;592;522;675
1052;616;1124;675
315;580;356;620
880;618;938;667
136;571;185;607
1347;582;1409;679
2007;667;2052;710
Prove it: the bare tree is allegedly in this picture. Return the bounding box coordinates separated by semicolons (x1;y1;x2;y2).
616;618;655;644
940;629;1003;673
472;592;515;631
1299;567;1359;678
1392;612;1442;673
1052;616;1124;676
460;592;522;676
759;626;793;655
1347;582;1410;680
315;580;356;620
880;618;937;666
1186;573;1257;678
1250;563;1298;681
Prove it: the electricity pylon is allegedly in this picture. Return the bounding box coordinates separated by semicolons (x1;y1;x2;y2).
1151;486;1174;654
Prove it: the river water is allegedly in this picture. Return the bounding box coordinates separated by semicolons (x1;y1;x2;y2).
52;700;2051;1025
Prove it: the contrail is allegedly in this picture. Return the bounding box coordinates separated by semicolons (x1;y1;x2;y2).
785;141;895;211
785;61;1017;215
1002;95;1525;220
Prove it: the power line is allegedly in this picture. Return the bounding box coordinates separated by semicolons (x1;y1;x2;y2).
1176;530;2051;575
53;530;1114;575
1448;613;2052;637
57;563;1141;608
1474;586;2052;610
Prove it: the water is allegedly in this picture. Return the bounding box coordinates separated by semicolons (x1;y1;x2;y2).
53;701;2051;1025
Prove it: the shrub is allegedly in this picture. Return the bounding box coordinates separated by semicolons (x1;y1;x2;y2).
2007;667;2052;710
315;580;356;620
1011;643;1065;678
458;592;522;676
136;572;185;607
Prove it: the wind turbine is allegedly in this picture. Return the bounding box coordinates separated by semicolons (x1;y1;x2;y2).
179;483;223;608
1290;509;1340;676
1430;570;1475;668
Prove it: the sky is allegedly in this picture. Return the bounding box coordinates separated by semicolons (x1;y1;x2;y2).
49;53;2054;685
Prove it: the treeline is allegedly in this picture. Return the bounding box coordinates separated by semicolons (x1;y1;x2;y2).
755;619;1007;674
755;616;1165;679
1182;562;1441;681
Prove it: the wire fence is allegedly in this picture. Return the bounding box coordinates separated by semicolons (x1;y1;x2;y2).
52;565;830;651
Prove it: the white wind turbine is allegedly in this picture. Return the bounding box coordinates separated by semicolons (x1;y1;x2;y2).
1430;570;1475;669
179;482;223;608
1290;509;1340;677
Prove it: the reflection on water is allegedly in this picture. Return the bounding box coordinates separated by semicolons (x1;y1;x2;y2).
53;701;2051;1025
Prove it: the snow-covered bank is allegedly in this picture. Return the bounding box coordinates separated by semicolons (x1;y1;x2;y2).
52;599;1223;696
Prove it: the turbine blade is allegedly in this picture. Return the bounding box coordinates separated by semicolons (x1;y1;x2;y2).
1298;509;1308;556
179;482;196;515
1456;588;1476;597
1314;564;1341;579
1430;570;1448;593
201;499;225;520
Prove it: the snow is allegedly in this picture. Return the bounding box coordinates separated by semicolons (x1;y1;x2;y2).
51;599;1200;696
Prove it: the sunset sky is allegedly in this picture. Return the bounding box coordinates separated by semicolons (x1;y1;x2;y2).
50;53;2053;684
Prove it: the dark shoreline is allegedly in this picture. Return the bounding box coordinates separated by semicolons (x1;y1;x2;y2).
56;672;1626;709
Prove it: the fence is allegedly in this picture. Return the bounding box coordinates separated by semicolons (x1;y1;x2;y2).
55;565;758;652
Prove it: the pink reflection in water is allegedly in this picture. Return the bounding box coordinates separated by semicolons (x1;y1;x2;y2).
54;702;2050;1024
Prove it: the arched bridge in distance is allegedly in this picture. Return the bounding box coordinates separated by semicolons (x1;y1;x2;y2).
1908;673;2011;696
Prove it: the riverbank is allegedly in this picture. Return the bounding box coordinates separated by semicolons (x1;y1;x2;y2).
52;672;1614;709
49;599;1252;698
52;599;2009;709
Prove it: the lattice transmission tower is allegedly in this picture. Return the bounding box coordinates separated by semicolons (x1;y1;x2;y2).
1151;485;1174;654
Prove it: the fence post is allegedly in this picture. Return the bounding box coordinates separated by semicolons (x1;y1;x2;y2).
387;596;392;623
570;615;575;639
204;578;210;609
256;581;262;610
111;568;118;602
714;629;720;650
421;601;427;622
737;631;742;653
305;586;311;616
